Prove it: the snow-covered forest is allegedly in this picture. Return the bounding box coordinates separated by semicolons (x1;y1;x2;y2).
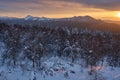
0;22;120;80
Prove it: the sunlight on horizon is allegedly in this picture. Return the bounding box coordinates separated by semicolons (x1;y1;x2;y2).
117;12;120;17
1;11;120;21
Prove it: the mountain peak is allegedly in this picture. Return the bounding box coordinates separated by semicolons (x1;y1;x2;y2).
67;15;96;22
24;15;49;21
25;15;33;20
23;15;101;22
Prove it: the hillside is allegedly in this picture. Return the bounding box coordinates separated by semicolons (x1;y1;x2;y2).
0;16;120;32
0;21;120;80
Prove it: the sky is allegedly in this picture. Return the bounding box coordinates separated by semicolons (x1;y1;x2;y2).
0;0;120;21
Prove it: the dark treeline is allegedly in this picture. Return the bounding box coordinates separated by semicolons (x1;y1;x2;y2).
1;19;120;32
0;22;120;69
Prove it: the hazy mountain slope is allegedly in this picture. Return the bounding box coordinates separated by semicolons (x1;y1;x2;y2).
0;15;120;32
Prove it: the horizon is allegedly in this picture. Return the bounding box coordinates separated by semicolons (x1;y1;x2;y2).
0;15;120;22
0;15;97;19
1;13;120;21
0;0;120;21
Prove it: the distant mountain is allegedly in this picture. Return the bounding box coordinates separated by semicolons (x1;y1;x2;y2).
0;15;120;32
24;15;101;22
24;15;33;20
56;16;101;22
0;15;101;23
24;15;51;21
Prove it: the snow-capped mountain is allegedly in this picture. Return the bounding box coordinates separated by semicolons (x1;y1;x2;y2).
24;15;101;22
24;15;50;21
1;15;120;32
24;15;33;20
0;15;102;23
70;16;97;22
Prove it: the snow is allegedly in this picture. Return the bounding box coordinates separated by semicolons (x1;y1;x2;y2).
24;15;33;20
0;42;5;60
0;57;119;80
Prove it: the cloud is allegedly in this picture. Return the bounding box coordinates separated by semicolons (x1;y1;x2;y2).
0;0;36;2
67;0;120;11
0;0;102;14
0;0;120;11
0;0;119;17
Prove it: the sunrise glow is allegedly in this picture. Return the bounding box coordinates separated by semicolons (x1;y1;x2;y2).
117;12;120;17
0;0;120;21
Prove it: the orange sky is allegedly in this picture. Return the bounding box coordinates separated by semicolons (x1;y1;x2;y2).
0;0;120;21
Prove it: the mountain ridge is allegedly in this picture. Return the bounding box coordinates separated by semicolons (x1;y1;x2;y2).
0;15;120;32
24;15;101;22
0;15;101;22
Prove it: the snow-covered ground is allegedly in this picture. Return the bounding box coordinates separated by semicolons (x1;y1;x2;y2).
0;57;120;80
